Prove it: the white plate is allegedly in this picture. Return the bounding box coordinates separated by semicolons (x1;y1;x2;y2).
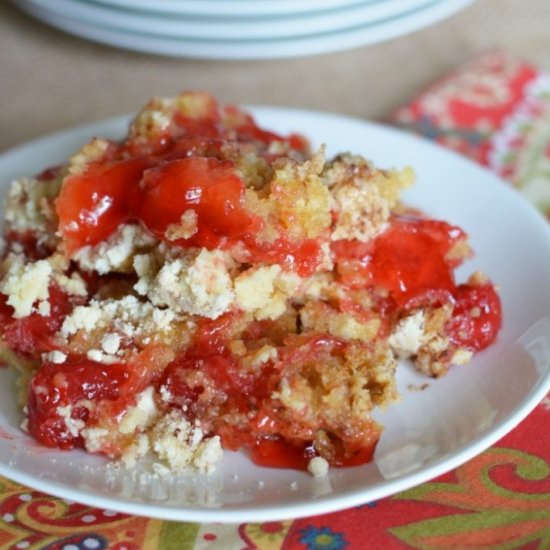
18;0;438;40
87;0;372;17
13;0;474;59
0;108;549;523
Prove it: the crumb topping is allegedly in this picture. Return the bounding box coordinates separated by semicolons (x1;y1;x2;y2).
308;456;329;478
137;249;235;319
73;224;157;275
149;409;222;474
0;255;52;318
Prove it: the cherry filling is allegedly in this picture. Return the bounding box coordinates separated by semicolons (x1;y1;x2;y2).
25;341;174;450
56;157;151;254
333;217;466;304
27;359;129;449
56;148;320;274
251;438;318;470
160;312;268;417
138;157;259;249
446;283;502;351
55;98;308;259
0;287;74;358
364;218;464;308
159;325;382;469
250;435;379;469
332;216;502;350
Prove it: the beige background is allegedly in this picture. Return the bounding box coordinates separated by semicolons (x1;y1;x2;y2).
1;0;549;152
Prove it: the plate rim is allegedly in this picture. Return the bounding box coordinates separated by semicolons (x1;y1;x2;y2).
13;0;474;60
82;0;378;17
14;0;439;40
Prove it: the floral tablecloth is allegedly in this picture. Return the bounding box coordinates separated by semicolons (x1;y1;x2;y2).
1;51;550;550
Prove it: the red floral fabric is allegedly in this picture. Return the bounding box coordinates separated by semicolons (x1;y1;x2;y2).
1;51;549;550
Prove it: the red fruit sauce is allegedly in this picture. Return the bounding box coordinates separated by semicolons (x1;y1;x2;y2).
27;359;129;449
332;216;501;350
55;115;319;275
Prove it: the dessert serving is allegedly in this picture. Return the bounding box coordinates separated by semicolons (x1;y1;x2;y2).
0;92;502;477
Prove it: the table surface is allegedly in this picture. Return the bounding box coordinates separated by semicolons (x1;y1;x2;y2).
1;0;549;153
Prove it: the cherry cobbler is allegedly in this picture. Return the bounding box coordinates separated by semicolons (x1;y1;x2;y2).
0;92;501;477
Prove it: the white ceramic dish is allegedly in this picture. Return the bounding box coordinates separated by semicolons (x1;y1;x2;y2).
0;108;549;523
19;0;437;40
13;0;474;59
86;0;372;17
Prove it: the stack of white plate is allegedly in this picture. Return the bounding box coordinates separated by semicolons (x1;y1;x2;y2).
13;0;475;60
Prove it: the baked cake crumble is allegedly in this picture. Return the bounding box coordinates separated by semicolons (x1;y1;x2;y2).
0;92;502;476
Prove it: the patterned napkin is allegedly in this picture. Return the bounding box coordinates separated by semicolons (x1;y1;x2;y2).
1;51;549;550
